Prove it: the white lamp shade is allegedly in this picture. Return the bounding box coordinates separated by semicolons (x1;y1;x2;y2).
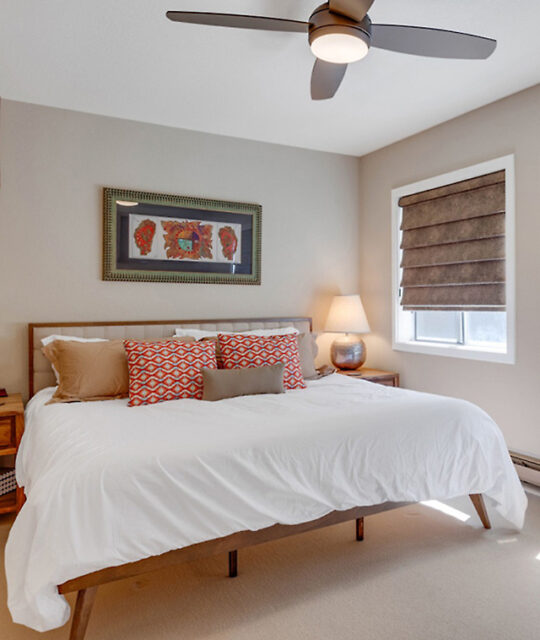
325;294;371;334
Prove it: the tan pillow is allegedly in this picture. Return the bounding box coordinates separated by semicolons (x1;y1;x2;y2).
297;333;318;380
43;337;195;403
43;340;129;403
202;363;285;401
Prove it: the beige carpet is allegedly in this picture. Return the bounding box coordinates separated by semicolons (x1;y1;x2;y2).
1;491;539;640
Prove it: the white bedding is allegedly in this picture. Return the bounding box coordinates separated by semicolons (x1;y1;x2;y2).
6;375;526;631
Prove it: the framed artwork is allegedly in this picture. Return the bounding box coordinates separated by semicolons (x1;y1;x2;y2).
103;187;261;285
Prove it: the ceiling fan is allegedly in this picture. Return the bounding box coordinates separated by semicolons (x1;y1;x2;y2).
167;1;497;101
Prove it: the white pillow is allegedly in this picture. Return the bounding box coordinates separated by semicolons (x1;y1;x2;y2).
41;335;108;347
174;327;299;340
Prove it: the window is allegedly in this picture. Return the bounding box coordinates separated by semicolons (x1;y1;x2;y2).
414;311;507;347
392;156;515;363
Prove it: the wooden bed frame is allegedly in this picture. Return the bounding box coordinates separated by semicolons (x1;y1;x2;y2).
58;497;490;640
26;318;492;640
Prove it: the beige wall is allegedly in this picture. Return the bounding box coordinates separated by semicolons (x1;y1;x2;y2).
3;89;539;456
359;84;540;456
0;100;361;397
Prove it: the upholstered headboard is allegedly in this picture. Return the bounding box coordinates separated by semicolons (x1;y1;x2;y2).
28;317;312;396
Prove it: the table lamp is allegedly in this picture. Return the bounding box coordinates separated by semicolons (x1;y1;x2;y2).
325;294;371;370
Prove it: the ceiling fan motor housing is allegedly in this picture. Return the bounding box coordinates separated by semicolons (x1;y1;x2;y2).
308;3;372;56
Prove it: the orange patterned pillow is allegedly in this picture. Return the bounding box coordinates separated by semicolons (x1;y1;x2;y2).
124;339;217;406
218;333;306;390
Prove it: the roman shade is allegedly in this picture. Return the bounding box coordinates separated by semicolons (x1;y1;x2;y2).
399;170;506;311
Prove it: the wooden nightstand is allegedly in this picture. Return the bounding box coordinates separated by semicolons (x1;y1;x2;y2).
0;393;25;515
338;368;400;387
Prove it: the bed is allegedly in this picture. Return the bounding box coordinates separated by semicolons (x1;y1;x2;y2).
5;317;527;639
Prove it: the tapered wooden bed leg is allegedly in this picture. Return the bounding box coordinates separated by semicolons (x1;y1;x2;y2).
356;517;364;541
69;586;98;640
228;550;238;578
470;494;491;529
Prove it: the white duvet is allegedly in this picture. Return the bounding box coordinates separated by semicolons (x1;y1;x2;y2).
6;375;526;631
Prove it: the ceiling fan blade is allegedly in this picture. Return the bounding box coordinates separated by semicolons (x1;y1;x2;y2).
329;0;375;22
311;59;348;100
371;24;497;59
166;11;309;33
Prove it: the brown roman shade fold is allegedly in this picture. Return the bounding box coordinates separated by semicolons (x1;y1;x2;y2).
399;170;506;311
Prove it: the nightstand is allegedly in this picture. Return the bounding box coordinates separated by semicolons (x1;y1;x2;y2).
0;393;25;515
338;368;400;387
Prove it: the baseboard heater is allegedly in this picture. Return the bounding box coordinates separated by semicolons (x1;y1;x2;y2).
510;450;540;488
510;451;540;472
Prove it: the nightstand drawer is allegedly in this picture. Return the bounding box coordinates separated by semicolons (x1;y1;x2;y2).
338;369;399;387
370;376;398;387
0;393;25;513
0;416;15;448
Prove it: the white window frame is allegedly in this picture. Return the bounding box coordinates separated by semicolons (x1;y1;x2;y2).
391;155;515;364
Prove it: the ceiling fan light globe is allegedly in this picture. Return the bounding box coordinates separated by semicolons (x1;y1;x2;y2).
310;32;369;64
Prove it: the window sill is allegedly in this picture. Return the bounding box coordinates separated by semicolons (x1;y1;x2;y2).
392;340;515;364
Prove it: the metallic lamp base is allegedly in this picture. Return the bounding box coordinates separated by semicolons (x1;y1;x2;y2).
330;335;366;370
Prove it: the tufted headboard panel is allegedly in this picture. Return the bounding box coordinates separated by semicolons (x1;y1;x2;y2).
29;317;312;396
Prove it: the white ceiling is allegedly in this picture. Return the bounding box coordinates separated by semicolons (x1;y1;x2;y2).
1;1;539;156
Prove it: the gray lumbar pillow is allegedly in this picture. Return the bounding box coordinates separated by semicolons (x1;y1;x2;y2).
201;363;285;401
